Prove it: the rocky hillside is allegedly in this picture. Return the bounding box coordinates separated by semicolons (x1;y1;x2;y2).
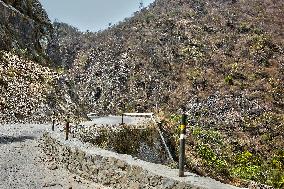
63;0;283;115
0;50;85;124
55;0;283;187
0;0;86;123
0;51;53;123
0;0;58;65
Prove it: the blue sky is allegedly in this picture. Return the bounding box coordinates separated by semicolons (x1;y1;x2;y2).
39;0;155;32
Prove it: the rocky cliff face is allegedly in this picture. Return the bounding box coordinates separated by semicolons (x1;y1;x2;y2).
0;0;52;63
0;0;85;123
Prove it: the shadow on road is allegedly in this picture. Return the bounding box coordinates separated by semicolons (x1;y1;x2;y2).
0;135;35;144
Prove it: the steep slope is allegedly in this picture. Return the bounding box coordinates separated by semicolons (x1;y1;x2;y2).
58;0;283;187
0;51;54;123
66;0;283;114
0;0;59;65
0;0;84;123
0;50;84;123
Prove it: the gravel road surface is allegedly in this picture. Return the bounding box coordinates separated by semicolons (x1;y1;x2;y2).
0;124;110;189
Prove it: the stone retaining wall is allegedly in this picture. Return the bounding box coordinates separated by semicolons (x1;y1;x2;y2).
40;131;246;189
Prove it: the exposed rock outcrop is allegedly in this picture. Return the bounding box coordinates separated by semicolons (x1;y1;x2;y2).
0;0;52;63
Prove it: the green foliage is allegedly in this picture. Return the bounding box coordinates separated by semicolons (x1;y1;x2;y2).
7;67;18;77
56;67;65;74
192;127;223;145
197;144;216;162
236;151;254;164
180;43;204;61
238;22;251;33
187;68;203;80
267;170;284;189
243;112;284;131
189;127;229;174
145;13;155;24
249;34;274;66
224;75;233;85
229;150;284;187
170;114;181;123
196;144;228;172
13;48;28;57
231;151;262;180
231;165;261;180
183;123;284;188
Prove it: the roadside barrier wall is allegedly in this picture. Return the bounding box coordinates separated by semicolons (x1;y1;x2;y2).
41;132;245;189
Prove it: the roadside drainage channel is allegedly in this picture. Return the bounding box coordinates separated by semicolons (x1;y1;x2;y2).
40;131;246;189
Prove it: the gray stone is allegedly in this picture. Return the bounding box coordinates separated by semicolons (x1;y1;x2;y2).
47;162;58;170
162;178;176;189
40;132;247;189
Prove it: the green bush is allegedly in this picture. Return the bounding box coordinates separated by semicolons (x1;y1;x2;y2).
224;75;233;85
196;144;228;173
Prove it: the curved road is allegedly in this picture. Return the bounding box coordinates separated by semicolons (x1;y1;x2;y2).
0;124;110;189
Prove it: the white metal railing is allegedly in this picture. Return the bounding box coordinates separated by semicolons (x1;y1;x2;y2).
121;113;174;162
151;116;174;162
121;112;153;124
122;112;153;117
87;112;97;118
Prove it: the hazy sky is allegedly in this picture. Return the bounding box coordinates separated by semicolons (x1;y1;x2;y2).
39;0;155;32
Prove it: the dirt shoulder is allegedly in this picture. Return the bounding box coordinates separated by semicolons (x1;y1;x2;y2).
0;124;110;189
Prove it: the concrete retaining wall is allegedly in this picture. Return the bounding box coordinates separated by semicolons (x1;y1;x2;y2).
40;131;246;189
